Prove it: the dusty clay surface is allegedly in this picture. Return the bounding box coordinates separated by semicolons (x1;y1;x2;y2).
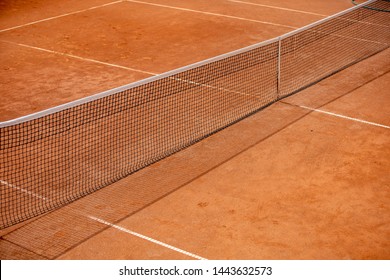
0;0;299;121
0;0;388;260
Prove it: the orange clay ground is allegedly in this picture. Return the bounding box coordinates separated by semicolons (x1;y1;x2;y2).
0;0;389;259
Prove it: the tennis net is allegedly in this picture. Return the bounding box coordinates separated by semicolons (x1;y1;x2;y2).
0;0;389;229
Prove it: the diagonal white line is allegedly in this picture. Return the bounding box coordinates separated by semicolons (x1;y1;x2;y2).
126;0;296;29
2;40;257;99
228;0;328;17
229;0;389;29
0;180;49;201
0;1;125;33
1;40;156;75
323;33;386;45
89;216;208;260
298;105;390;129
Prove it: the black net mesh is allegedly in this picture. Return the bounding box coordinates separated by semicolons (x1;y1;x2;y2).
0;0;389;229
352;0;390;12
280;0;390;96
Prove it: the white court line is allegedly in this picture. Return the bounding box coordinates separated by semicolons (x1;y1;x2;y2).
229;0;388;29
0;180;49;201
228;0;328;17
126;0;296;29
227;0;388;27
0;1;125;33
324;33;386;45
89;216;207;260
1;40;156;76
298;105;390;129
2;40;258;99
302;30;387;45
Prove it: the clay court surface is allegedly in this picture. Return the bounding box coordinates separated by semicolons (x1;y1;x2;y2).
0;0;389;259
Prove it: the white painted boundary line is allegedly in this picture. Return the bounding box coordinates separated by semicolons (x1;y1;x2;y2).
0;180;49;201
2;40;259;99
228;0;328;17
0;0;382;128
89;216;208;260
0;0;125;33
325;33;386;45
1;40;156;76
126;0;296;29
0;0;382;36
298;105;390;129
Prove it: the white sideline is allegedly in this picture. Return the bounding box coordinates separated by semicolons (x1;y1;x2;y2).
0;180;49;201
89;216;208;260
0;0;383;128
228;0;328;17
1;0;385;34
0;1;125;33
2;40;258;99
126;0;296;29
298;105;390;129
229;0;388;29
1;40;156;75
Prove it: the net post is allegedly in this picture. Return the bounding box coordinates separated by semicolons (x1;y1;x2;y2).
277;36;282;99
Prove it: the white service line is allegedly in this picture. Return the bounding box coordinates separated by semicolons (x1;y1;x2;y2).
228;0;327;17
229;0;388;29
2;40;258;99
126;0;296;29
0;180;49;201
0;0;125;33
298;105;390;129
89;216;208;260
322;32;386;45
1;40;156;75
